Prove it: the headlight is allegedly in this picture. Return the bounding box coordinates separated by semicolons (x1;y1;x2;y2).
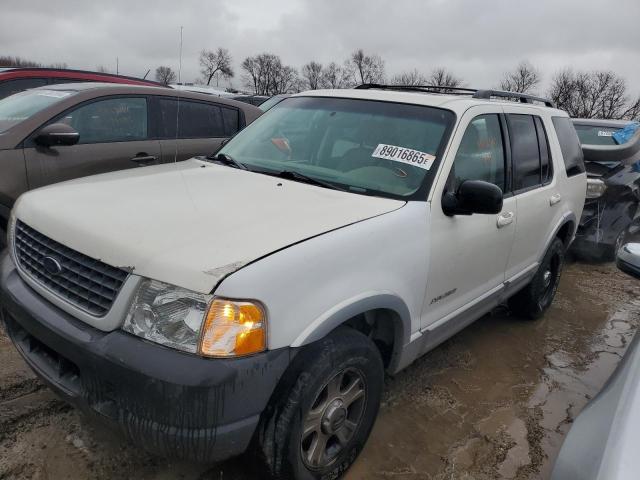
586;178;607;199
123;279;267;357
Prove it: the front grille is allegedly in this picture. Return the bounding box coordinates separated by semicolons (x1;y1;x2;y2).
13;221;128;316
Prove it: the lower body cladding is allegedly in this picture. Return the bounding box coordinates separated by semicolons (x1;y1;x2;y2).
0;254;291;462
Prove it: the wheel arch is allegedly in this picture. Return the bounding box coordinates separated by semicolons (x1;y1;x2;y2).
290;292;411;372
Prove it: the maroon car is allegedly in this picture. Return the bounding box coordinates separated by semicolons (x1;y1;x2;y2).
0;67;165;100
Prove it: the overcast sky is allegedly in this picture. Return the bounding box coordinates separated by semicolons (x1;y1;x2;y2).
3;0;639;95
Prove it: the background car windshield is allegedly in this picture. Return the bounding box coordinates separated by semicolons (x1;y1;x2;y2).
219;96;455;198
574;124;622;146
0;89;74;133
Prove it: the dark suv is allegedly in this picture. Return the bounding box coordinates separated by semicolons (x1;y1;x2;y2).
0;82;261;248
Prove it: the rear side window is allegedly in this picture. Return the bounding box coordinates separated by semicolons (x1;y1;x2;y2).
552;117;585;177
0;78;48;100
57;97;148;143
534;117;553;184
221;106;240;136
573;124;620;146
158;99;225;139
508;114;541;191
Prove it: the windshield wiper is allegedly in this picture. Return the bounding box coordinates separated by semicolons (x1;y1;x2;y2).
275;170;349;192
207;152;249;170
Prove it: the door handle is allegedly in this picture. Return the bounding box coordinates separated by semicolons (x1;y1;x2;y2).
549;193;562;206
130;154;157;166
497;211;514;228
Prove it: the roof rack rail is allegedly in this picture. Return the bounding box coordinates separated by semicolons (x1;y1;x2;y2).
355;83;556;108
355;83;477;95
472;89;555;108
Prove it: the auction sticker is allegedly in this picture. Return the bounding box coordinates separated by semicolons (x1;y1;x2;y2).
372;144;436;170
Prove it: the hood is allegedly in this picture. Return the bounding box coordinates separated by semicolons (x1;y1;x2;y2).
14;159;404;293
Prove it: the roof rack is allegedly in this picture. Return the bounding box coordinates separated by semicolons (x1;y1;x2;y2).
355;83;556;108
472;89;555;108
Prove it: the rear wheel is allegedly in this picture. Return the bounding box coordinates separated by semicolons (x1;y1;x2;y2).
508;237;564;319
259;328;383;480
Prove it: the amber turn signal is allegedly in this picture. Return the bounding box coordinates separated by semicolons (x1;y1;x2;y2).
199;299;266;357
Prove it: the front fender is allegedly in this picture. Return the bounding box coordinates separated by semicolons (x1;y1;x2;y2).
290;291;411;348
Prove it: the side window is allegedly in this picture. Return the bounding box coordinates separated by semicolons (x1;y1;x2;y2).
157;99;225;139
534;117;553;184
57;97;148;144
508;114;541;191
552;117;586;177
0;78;48;100
221;107;240;136
451;114;506;191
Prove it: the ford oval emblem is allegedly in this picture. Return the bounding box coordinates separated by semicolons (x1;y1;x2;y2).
42;256;63;276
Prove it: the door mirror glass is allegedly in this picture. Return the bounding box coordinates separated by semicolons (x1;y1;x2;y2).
443;180;503;216
34;123;80;147
616;243;640;279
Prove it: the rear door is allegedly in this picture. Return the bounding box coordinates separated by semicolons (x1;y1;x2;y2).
24;96;160;189
503;109;558;280
153;97;239;163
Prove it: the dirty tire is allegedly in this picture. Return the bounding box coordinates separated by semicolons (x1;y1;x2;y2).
509;237;564;320
258;328;383;480
606;228;628;261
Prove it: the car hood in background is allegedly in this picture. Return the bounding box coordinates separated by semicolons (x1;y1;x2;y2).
14;159;404;293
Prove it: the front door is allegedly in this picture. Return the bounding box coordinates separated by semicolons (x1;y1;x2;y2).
422;108;516;329
24;96;161;189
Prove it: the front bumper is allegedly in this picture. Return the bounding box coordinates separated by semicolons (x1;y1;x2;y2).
0;253;291;462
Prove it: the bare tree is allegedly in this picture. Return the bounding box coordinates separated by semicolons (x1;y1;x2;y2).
320;62;351;89
391;69;428;86
96;65;111;73
349;49;385;85
301;61;323;90
241;53;300;95
155;66;176;85
428;68;465;91
0;56;42;67
199;48;234;86
549;69;640;120
499;61;541;94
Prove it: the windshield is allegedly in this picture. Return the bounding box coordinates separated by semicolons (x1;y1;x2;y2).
574;124;625;146
259;95;286;112
0;89;75;133
219;96;455;199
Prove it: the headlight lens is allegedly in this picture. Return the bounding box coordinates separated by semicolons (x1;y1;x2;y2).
123;279;210;353
123;279;267;357
586;178;607;199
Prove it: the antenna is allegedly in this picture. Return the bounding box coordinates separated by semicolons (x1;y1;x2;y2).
142;69;150;80
116;57;119;75
174;26;183;163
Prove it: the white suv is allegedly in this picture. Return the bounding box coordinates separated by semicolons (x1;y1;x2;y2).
1;85;586;479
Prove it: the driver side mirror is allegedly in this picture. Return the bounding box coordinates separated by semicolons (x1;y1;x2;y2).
442;180;504;216
34;123;80;147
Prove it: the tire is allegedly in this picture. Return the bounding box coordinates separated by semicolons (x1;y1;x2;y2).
258;328;384;480
0;227;6;251
508;237;565;320
606;228;628;262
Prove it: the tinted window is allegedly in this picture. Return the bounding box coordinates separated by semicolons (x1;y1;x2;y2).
451;114;506;191
509;114;541;190
534;117;552;184
0;88;75;133
0;78;48;100
221;107;239;136
158;99;225;138
573;124;622;146
57;97;147;143
552;117;585;176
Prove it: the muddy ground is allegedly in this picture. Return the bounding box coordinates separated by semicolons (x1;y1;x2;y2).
1;261;639;480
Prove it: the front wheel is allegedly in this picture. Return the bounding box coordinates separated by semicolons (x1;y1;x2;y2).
508;237;565;319
258;328;384;480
